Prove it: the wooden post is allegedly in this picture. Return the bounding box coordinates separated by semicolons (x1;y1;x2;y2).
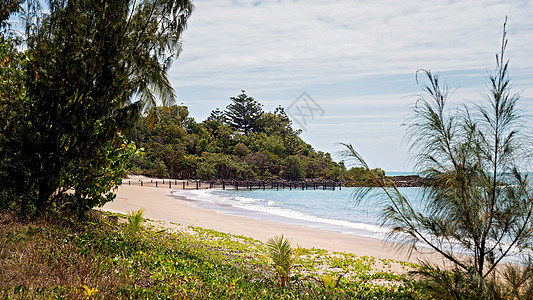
169;181;171;188
141;181;143;186
128;181;130;185
182;181;185;189
156;181;158;188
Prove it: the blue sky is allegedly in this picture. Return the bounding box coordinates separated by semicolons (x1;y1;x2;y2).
168;0;533;171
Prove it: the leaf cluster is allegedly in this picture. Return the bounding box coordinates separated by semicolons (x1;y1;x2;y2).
0;0;193;218
127;99;350;181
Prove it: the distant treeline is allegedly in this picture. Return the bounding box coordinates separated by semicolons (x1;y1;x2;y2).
126;91;385;184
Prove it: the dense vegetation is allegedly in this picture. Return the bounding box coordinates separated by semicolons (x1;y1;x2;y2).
0;0;193;217
127;90;384;182
0;211;422;299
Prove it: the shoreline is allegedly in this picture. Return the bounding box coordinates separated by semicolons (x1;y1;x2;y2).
176;188;394;242
102;182;445;265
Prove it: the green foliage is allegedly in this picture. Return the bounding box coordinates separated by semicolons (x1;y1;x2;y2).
413;261;533;299
59;139;141;216
224;90;264;135
124;209;144;239
128;102;349;181
0;0;24;32
283;155;306;179
259;235;303;287
232;142;251;157
0;0;193;218
0;213;422;298
343;22;533;298
196;160;217;180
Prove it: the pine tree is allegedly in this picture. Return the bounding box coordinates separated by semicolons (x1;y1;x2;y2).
224;90;264;135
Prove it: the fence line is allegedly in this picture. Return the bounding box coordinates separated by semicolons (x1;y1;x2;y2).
124;179;342;191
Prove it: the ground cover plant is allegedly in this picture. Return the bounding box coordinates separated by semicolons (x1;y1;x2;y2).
0;211;423;299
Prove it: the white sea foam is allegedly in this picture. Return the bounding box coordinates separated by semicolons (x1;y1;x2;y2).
172;188;390;237
170;188;530;263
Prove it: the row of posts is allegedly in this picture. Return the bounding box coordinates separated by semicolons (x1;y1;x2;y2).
127;179;340;191
129;179;200;189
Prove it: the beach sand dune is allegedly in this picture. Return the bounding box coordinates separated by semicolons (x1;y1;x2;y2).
102;184;444;265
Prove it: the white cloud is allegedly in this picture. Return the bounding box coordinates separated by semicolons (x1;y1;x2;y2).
169;0;533;170
172;0;533;89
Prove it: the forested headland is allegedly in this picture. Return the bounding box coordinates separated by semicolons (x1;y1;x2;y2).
126;91;387;184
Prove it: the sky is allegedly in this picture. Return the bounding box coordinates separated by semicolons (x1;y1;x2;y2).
168;0;533;172
12;1;533;172
169;0;533;172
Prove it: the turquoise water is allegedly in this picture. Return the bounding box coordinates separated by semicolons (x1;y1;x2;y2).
176;187;424;241
173;179;528;262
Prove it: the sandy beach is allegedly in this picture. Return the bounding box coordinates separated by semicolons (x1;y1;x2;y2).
102;182;445;265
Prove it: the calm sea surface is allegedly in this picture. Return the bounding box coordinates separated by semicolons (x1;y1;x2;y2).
172;177;527;262
174;186;424;241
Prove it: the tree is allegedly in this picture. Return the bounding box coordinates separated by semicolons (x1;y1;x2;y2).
260;105;296;136
344;22;533;297
207;107;225;122
283;155;306;179
225;90;264;135
0;0;193;217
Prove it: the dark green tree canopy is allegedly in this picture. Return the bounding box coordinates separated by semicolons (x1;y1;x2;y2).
0;0;193;217
224;90;264;135
207;107;225;122
125;101;387;183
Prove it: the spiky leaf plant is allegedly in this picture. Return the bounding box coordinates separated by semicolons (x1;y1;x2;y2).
125;209;144;238
259;235;303;287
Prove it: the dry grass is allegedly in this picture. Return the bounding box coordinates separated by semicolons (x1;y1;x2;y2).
0;213;123;299
0;212;422;299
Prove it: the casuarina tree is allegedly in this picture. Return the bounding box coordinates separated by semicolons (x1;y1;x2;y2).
343;21;533;298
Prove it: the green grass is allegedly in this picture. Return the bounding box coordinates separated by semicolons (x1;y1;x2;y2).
0;212;424;299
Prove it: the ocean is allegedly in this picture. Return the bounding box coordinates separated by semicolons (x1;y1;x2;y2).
173;182;528;263
174;186;424;241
